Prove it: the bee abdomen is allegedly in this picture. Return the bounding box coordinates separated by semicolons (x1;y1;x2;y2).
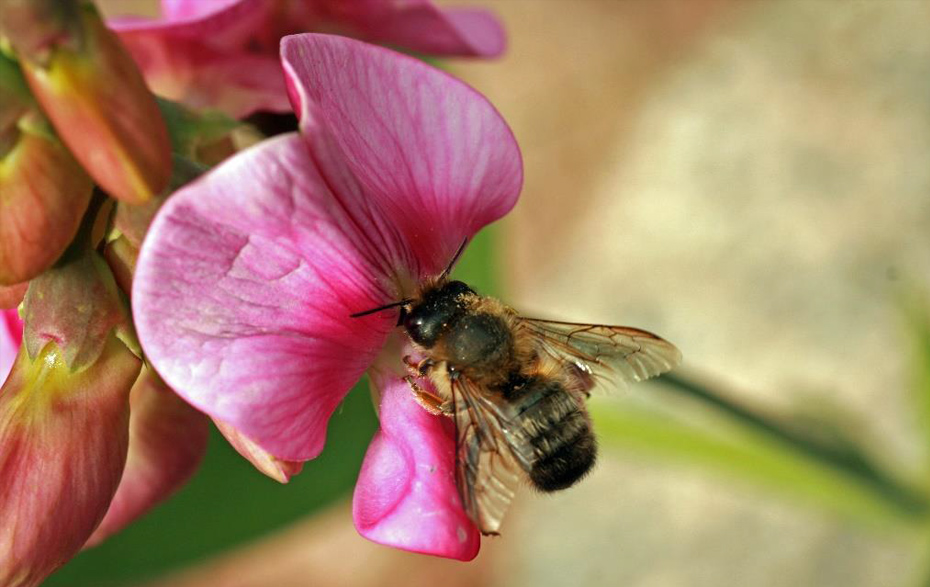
528;413;597;492
510;378;598;492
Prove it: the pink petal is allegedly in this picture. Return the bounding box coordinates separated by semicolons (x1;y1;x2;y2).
111;0;267;45
0;337;140;586
282;33;523;279
112;0;285;118
133;133;395;462
85;368;209;547
354;366;480;561
214;418;303;483
117;31;290;117
113;0;290;119
1;308;23;383
111;0;505;117
160;0;247;21
323;1;506;58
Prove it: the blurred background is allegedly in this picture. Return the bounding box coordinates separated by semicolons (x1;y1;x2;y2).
51;1;930;586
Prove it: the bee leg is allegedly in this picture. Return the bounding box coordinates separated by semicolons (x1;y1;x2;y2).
402;355;435;377
402;375;445;416
416;358;435;376
438;399;455;416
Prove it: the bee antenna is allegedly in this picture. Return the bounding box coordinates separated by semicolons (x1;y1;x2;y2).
349;298;413;318
439;237;469;282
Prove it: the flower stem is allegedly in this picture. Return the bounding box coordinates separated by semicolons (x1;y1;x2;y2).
658;371;929;519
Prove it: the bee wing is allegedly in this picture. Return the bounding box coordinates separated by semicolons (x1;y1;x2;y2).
451;375;525;536
518;318;681;395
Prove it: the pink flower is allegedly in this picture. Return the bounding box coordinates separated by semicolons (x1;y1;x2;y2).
110;0;506;118
132;33;522;560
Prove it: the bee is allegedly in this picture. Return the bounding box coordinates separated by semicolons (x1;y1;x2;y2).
351;242;681;535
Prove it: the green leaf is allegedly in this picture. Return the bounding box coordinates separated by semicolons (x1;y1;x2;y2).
592;400;926;530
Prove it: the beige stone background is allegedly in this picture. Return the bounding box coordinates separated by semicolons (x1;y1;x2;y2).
98;1;930;586
457;2;930;586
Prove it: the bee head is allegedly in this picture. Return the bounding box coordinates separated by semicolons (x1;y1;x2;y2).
402;280;474;348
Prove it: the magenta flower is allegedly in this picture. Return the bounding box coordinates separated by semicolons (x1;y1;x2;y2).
132;33;522;559
110;0;506;118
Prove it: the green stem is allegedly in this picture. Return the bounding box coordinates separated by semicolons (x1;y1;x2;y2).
658;371;928;518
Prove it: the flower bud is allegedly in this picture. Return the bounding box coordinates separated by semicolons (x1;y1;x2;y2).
102;234;137;298
22;235;138;370
0;335;140;587
0;52;93;285
11;1;171;204
0;111;93;285
0;0;83;65
0;211;141;584
86;367;208;547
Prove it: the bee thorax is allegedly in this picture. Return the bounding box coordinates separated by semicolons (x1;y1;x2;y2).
441;312;514;383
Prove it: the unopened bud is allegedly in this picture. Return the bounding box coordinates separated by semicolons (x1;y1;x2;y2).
0;110;93;285
0;0;83;65
12;2;171;204
0;334;139;586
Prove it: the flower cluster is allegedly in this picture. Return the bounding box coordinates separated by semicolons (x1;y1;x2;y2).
0;0;515;582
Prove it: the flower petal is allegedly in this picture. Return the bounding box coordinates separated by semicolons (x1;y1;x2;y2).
353;366;480;561
154;0;506;58
85;367;209;547
214;419;303;483
282;33;523;283
1;308;23;382
324;1;506;58
111;0;291;118
159;0;247;21
0;336;139;586
112;0;505;118
133;133;394;461
110;0;267;46
114;31;290;117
